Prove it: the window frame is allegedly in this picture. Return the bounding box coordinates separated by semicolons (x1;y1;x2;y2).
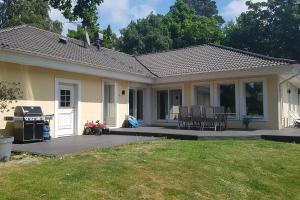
191;82;214;106
240;78;268;121
213;80;239;120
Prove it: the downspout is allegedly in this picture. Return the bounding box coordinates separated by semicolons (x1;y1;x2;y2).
279;70;300;128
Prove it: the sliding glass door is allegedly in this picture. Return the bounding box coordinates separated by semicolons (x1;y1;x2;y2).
157;90;168;120
169;90;182;120
129;89;144;120
157;89;182;120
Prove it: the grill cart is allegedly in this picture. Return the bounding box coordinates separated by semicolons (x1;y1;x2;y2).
4;106;54;143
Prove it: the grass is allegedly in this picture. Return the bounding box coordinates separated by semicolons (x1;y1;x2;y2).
0;140;300;200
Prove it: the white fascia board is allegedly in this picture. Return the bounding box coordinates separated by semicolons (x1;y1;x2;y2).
0;50;155;84
153;64;298;84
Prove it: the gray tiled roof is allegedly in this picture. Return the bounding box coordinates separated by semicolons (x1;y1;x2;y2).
0;25;297;79
0;25;154;77
136;44;297;77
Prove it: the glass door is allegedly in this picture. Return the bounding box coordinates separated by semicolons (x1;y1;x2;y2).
157;89;182;121
157;90;168;120
129;89;144;120
169;90;182;120
104;83;116;127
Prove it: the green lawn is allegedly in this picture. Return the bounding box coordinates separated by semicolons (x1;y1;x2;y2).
0;140;299;200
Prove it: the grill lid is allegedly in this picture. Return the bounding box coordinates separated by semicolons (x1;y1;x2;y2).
14;106;43;116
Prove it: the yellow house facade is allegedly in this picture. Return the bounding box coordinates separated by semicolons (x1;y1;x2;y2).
0;25;299;138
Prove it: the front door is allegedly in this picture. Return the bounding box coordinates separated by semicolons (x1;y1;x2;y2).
57;84;75;137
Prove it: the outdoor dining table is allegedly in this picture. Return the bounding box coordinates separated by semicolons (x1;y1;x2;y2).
215;113;237;130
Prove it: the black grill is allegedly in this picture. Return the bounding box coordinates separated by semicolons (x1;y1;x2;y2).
4;106;54;143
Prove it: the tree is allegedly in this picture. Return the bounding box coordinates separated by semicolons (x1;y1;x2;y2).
103;25;117;49
67;25;99;42
118;13;171;55
164;0;224;49
0;0;63;34
50;0;103;30
224;0;300;61
0;82;23;113
183;0;224;24
117;0;224;54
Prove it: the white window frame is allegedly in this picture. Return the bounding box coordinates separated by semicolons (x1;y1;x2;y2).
153;84;184;122
102;80;118;128
191;82;214;106
213;80;239;120
128;87;145;122
239;78;268;121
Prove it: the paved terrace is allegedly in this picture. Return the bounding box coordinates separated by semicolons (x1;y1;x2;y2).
111;127;300;143
13;135;158;157
12;128;299;157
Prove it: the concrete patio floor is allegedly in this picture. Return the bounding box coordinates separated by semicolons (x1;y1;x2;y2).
13;135;158;157
12;127;299;157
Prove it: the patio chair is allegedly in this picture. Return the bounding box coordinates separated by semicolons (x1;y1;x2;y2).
190;105;203;130
288;111;300;128
178;106;190;129
214;106;226;131
203;106;217;131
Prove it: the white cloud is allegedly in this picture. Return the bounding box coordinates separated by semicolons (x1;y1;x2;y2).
49;8;77;36
221;0;267;20
99;0;156;34
49;0;157;36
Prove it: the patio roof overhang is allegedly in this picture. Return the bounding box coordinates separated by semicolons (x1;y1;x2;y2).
153;64;300;84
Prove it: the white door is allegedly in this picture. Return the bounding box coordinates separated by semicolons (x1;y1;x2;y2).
57;85;75;137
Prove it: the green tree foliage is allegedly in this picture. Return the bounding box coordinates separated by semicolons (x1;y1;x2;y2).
164;0;223;49
182;0;224;24
103;25;117;49
118;13;172;55
0;81;23;113
67;25;99;42
224;0;300;61
118;0;224;54
50;0;103;30
0;0;63;34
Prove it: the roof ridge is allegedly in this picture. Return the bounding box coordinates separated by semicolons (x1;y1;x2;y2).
0;24;28;33
208;43;297;64
25;25;135;57
137;44;209;57
0;24;134;57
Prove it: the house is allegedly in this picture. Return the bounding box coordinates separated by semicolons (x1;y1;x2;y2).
0;25;299;137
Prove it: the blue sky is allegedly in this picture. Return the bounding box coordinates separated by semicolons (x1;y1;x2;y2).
50;0;264;36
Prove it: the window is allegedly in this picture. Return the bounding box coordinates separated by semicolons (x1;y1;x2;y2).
157;89;182;120
194;85;210;106
218;84;236;117
60;89;71;107
244;81;264;117
103;83;116;127
129;89;143;120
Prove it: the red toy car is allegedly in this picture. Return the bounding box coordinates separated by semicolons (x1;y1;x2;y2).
83;120;109;135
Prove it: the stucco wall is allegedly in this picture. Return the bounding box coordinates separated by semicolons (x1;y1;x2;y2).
0;61;129;137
